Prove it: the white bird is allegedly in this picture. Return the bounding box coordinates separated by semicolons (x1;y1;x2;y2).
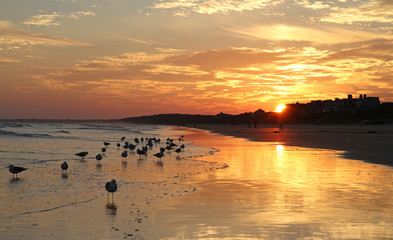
105;179;118;205
7;165;27;180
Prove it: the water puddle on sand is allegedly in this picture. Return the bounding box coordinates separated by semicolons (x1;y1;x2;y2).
148;128;393;240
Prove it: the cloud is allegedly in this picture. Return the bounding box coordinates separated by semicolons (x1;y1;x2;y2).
0;21;92;47
23;11;96;26
150;0;283;15
13;43;393;115
67;11;96;20
23;13;61;26
225;24;392;44
126;37;164;46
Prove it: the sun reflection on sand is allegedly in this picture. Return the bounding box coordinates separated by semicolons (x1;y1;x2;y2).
150;129;393;239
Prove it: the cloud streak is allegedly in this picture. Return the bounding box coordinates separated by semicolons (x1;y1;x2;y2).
0;21;92;48
23;11;96;26
225;24;392;44
151;0;283;15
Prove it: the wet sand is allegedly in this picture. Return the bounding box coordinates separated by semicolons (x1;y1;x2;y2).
192;124;393;166
2;124;393;239
148;127;393;239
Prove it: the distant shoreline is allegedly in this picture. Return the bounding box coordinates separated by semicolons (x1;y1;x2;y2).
189;123;393;167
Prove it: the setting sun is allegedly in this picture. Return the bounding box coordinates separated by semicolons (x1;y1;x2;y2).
276;104;286;113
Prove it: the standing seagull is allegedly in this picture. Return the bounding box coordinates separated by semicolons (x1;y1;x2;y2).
121;151;128;162
154;152;164;161
96;154;103;166
7;165;27;180
105;179;118;206
61;162;68;174
175;147;182;158
75;151;88;160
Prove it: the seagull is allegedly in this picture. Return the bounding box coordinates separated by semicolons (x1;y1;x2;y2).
154;152;164;161
7;165;27;180
96;154;103;166
101;148;106;155
75;151;88;160
136;149;146;159
175;147;181;155
121;151;128;162
169;142;177;148
105;179;118;205
61;162;68;174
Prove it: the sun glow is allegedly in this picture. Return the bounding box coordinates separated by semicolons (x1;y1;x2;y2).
276;104;286;113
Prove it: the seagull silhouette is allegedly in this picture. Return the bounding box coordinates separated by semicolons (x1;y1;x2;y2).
105;179;118;206
75;151;88;160
7;165;27;180
61;162;68;174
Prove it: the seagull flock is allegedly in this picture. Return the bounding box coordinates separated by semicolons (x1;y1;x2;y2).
6;134;186;206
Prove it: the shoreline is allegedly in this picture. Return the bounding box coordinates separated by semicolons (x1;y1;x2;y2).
190;123;393;167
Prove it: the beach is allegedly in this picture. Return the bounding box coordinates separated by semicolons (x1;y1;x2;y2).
1;122;393;239
148;126;393;239
193;123;393;166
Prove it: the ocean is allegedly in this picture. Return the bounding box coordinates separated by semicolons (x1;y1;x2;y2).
0;121;219;239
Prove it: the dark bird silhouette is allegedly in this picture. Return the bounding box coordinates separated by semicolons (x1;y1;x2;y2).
103;142;110;146
96;154;103;166
169;142;177;148
136;149;146;159
75;151;88;160
134;138;139;144
160;147;165;153
180;144;185;149
121;136;125;141
7;165;27;180
61;162;68;173
105;179;118;206
154;152;164;161
175;147;181;155
121;151;128;162
128;144;136;151
101;148;106;154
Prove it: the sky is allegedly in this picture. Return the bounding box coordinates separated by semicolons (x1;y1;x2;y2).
1;0;393;119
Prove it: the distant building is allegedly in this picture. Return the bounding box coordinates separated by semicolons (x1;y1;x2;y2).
286;94;380;114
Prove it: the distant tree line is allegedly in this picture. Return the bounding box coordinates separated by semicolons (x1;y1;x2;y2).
122;102;393;126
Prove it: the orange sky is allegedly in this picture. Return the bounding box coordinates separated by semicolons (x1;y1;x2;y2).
1;0;393;119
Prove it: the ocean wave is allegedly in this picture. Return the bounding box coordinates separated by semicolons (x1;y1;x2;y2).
0;130;52;138
0;122;25;128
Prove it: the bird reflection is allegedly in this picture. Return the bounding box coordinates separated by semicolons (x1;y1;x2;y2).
156;161;164;167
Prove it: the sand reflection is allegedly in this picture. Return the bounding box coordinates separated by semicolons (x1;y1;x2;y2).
150;129;393;239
